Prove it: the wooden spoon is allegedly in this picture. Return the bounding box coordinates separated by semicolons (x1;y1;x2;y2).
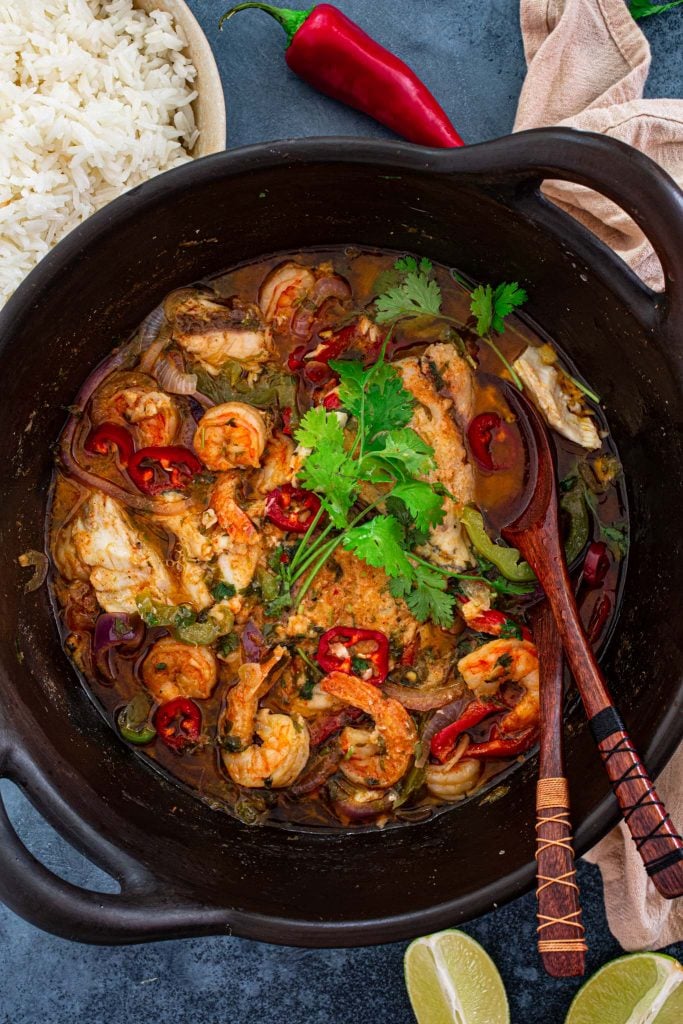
499;382;683;899
529;601;586;977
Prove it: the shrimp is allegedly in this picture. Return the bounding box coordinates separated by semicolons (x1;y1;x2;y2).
91;371;179;448
458;637;539;734
194;402;268;471
426;758;482;801
319;672;417;789
251;434;296;495
258;261;315;330
166;289;274;375
68;492;175;613
221;646;289;746
224;709;310;789
221;646;308;788
142;638;218;703
209;472;262;591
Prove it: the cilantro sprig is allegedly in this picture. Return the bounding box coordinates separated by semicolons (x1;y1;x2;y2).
469;281;527;389
270;343;470;625
374;257;528;388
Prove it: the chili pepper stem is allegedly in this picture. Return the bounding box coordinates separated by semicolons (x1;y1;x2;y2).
219;3;313;43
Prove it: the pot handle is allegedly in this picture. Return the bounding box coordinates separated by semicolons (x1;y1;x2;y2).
447;129;683;338
0;749;230;943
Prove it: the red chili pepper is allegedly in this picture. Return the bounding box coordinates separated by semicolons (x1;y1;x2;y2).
316;626;390;684
467;412;507;472
265;483;321;533
154;697;202;753
221;4;464;148
287;345;307;371
587;593;612;645
322;391;342;410
467;723;538;760
430;698;502;763
85;422;135;467
128;446;202;495
583;541;610;588
281;406;294;435
469;610;533;643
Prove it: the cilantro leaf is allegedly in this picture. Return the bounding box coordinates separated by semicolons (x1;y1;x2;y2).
331;357;414;438
491;282;528;333
294;406;345;450
385;495;429;549
375;256;442;324
389;564;455;627
629;0;683;18
470;284;494;336
343;515;413;576
391;480;445;531
365;429;435;478
388;563;455;627
294;407;358;526
470;281;527;336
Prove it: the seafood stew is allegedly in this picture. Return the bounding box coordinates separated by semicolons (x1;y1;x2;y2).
48;250;628;829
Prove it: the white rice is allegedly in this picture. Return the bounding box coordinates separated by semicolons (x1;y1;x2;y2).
0;0;200;306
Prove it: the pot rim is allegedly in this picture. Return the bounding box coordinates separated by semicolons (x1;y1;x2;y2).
1;127;682;945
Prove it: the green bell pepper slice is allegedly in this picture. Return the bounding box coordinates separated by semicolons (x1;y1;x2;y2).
117;692;156;745
560;478;590;564
461;507;535;583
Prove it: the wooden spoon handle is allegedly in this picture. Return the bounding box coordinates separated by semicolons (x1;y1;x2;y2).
536;777;586;976
531;602;585;976
518;527;683;899
589;707;683;892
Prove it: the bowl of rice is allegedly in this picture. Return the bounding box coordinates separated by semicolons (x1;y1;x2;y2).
0;0;226;307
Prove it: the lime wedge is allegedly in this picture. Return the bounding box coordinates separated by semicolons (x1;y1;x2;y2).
565;952;683;1024
404;929;509;1024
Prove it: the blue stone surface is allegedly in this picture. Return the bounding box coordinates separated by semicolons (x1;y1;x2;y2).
1;2;681;1022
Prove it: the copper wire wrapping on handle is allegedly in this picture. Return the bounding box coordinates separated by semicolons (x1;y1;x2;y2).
535;777;587;952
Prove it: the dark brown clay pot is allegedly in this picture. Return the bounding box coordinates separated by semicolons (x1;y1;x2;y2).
0;128;682;946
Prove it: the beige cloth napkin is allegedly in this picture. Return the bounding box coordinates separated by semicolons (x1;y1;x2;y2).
514;0;683;951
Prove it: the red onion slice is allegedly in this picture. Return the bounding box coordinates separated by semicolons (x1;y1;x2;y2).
309;275;351;306
93;613;144;652
383;681;462;711
290;744;343;797
153;352;197;395
241;619;266;663
416;698;470;768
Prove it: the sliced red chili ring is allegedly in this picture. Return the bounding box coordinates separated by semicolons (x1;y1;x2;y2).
154;697;202;753
85;422;135;467
128;445;202;495
265;483;321;533
467;412;508;472
583;541;610;588
316;626;390;684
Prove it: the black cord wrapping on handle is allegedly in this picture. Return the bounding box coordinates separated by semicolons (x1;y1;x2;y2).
590;708;683;874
